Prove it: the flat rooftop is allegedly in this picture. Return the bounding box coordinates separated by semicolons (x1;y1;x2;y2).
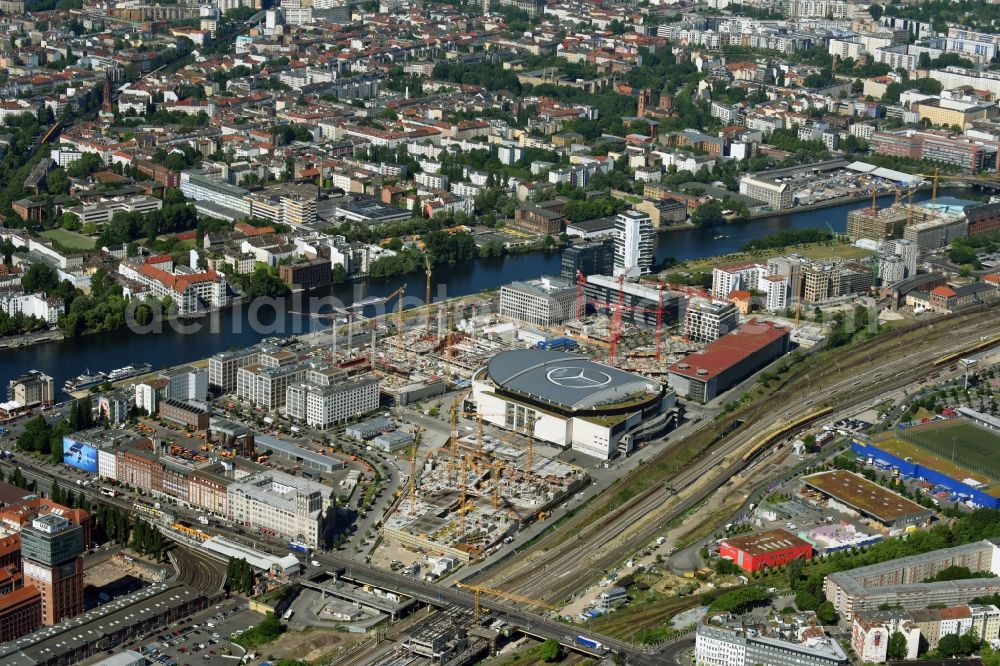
721;528;810;557
668;319;789;382
803;470;933;525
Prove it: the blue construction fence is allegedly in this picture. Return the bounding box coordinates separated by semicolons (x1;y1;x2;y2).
850;439;1000;510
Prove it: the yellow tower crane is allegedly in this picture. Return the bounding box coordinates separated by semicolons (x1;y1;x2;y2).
456;584;559;624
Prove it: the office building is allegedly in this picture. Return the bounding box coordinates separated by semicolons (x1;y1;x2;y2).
0;582;42;642
236;351;305;409
160;366;208;402
583;274;681;328
134;378;168;416
208;347;261;391
278;258;331;290
965;201;1000;237
696;612;848;666
683;299;739;343
158;399;210;430
879;256;907;285
20;514;84;625
512;205;565;236
499;276;577;326
285;370;379;430
886;238;918;276
6;371;54;409
560;240;614;280
614;210;653;277
227;470;335;547
179;171;251;218
739;175;793;210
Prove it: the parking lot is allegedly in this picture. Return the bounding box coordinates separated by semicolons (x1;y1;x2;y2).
106;599;263;666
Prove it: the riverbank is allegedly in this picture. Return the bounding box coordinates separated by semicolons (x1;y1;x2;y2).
1;186;971;390
745;182;973;221
0;329;64;350
672;240;875;273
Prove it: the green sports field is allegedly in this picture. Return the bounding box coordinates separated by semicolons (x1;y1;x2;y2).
874;421;1000;492
41;228;96;249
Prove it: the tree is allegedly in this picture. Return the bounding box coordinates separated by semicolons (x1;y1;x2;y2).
787;555;804;583
869;3;883;19
46;168;70;195
959;627;980;655
885;631;907;659
816;601;837;624
331;263;347;285
794;589;819;611
539;639;562;663
692;199;726;227
938;632;961;656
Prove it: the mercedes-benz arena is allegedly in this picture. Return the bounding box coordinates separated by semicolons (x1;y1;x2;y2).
471;349;675;459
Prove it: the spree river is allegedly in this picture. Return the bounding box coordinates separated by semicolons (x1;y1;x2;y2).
0;188;968;390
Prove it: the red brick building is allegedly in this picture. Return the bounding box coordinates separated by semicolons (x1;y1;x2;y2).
718;528;813;573
0;583;42;641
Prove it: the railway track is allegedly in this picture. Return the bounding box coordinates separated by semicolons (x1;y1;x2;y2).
469;309;999;605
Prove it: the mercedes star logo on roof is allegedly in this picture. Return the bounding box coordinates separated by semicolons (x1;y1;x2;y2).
546;366;613;389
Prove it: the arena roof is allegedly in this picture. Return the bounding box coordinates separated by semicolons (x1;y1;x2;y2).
486;350;661;411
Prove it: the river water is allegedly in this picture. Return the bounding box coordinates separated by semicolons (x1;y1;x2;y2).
0;188;966;389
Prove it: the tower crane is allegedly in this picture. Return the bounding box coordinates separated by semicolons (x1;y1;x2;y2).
424;254;434;337
456;584;558;624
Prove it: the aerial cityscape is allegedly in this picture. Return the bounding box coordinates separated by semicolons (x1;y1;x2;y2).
1;0;1000;665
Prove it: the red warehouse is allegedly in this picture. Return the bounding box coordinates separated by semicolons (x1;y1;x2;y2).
718;528;813;573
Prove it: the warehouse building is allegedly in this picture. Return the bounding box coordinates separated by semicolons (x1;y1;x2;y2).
802;470;935;529
255;435;345;474
718;528;813;573
667;320;791;402
0;582;208;666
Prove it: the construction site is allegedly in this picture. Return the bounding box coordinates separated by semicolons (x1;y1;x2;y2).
378;405;590;565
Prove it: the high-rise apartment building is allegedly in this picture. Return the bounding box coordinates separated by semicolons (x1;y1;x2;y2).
614;210;653;277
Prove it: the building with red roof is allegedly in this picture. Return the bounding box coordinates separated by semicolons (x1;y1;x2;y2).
667;319;791;401
118;259;228;316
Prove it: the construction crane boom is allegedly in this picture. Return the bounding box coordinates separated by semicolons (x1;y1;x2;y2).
456;583;558;624
424;254;433;336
